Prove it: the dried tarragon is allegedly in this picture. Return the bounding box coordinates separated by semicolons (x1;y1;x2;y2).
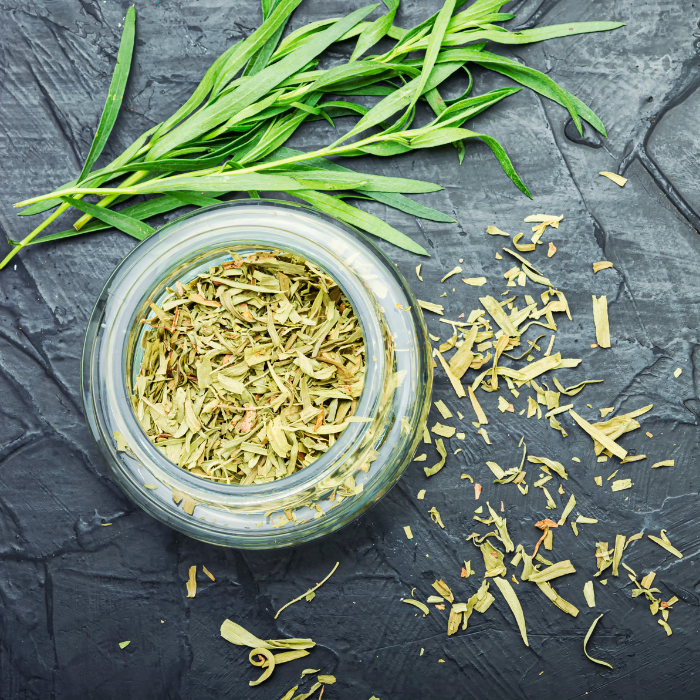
132;251;365;485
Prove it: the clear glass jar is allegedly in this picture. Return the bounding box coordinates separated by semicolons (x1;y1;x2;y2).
82;199;431;548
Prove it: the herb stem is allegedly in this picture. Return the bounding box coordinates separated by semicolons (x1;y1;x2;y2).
0;201;71;270
73;169;149;230
274;561;339;619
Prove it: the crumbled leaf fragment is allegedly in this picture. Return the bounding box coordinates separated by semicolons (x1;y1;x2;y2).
584;614;613;668
537;581;579;617
424;438;447;477
641;572;656;589
493;577;528;647
186;565;197;598
402;599;429;616
432;579;454;603
583;581;596;608
611;479;632;492
674;367;682;378
119;641;130;649
429;507;445;529
658;619;672;636
417;489;426;500
592;295;611;348
557;494;576;526
593;261;613;273
569;409;627;460
441;266;462;282
463;277;487;286
487;225;510;237
648;531;683;559
404;526;413;540
651;460;674;469
529;560;576;583
612;534;625;577
435;400;453;419
599;171;627;186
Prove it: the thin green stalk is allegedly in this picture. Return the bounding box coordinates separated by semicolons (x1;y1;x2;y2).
73;170;149;230
0;202;71;269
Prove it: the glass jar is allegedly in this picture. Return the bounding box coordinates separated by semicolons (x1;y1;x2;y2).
82;199;431;548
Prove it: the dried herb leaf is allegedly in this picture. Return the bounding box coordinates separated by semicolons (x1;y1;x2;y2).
569;410;627;460
592;295;611;348
434;400;453;419
651;460;674;469
612;534;625;577
432;579;454;603
186;565;197;598
648;531;683;559
119;640;131;649
558;494;576;526
536;581;579;617
402;598;429;616
424;438;447;477
528;560;576;583
584;614;613;668
493;577;528;646
249;647;275;686
429;506;445;528
583;581;596;608
611;479;632;492
658;619;672;636
599;171;627;186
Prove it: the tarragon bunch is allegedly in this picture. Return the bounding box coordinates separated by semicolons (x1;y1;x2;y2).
5;0;623;267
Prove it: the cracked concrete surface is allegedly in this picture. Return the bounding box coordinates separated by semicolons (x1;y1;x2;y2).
1;0;700;698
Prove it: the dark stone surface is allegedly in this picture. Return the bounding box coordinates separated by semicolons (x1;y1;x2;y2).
1;1;699;698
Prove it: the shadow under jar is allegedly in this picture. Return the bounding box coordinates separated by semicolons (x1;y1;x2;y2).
82;200;432;548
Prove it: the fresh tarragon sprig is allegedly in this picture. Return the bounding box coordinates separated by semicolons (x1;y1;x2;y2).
4;0;623;267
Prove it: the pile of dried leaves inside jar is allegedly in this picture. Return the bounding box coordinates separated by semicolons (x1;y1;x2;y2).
131;250;366;485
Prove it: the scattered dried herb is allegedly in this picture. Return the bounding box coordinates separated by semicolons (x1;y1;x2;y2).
569;410;627;460
599;171;627;187
658;619;672;636
592;295;611;348
583;614;613;668
132;250;365;485
583;581;596;608
402;598;429;616
648;531;683;559
424;438;447;477
119;641;131;649
493;576;529;646
429;507;446;529
275;562;340;618
593;261;613;273
432;579;454;603
186;565;197;598
611;534;625;576
528;560;576;583
537;581;579;617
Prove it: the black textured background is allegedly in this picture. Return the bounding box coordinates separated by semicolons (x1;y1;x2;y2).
1;1;700;699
